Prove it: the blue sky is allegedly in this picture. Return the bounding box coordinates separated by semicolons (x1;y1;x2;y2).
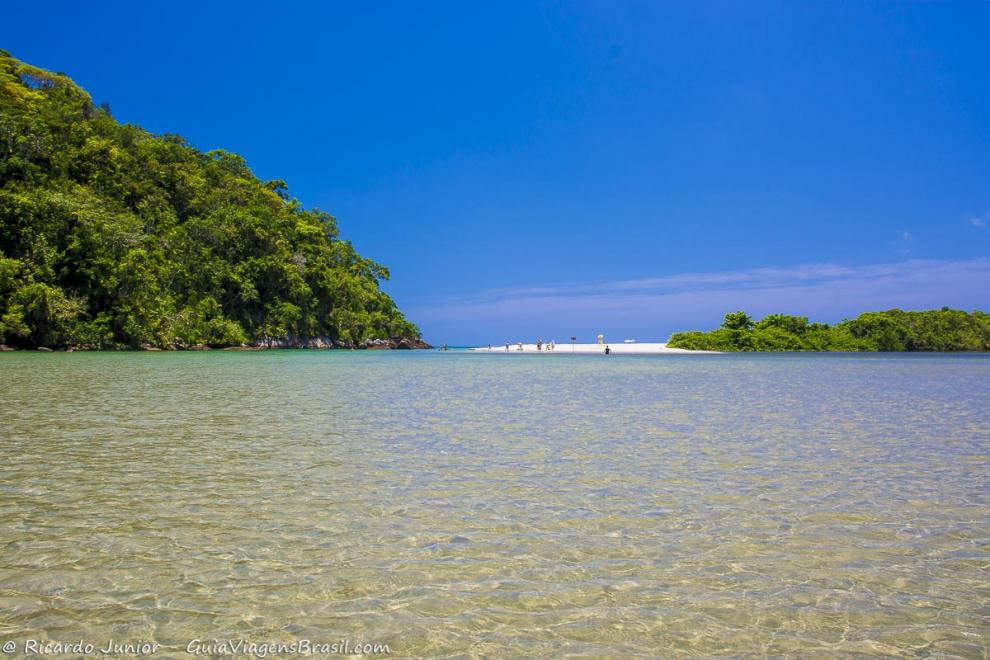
5;2;989;343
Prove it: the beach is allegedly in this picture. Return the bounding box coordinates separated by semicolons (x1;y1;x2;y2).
469;342;719;354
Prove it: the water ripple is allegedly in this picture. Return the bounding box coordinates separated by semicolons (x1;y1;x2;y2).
0;351;988;656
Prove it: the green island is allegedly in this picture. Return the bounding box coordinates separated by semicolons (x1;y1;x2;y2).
667;308;990;352
0;51;424;351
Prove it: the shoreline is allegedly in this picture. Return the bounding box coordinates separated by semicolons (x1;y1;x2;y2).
0;340;432;353
468;342;720;355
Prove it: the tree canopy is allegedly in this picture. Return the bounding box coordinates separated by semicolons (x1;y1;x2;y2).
0;50;420;349
667;308;990;352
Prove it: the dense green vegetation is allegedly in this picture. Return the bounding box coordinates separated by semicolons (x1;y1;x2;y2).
667;308;990;352
0;51;420;349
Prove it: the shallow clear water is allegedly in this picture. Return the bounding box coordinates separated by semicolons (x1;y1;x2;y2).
1;351;988;657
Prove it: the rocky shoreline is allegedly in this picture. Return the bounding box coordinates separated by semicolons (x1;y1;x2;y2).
0;336;432;352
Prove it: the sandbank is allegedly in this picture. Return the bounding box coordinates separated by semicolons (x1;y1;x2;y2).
468;342;719;355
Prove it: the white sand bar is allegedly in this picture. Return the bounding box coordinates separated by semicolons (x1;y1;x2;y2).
469;342;719;355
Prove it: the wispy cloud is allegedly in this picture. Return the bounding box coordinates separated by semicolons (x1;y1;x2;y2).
411;258;990;340
970;215;987;229
424;258;990;308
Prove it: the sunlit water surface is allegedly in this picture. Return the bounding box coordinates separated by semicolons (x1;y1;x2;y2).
1;351;988;657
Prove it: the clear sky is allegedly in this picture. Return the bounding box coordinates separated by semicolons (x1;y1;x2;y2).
5;2;990;344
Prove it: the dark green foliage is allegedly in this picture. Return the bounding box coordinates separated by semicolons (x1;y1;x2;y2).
667;309;990;352
722;310;754;331
0;52;419;348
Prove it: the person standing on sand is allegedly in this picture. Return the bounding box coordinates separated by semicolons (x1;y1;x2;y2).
605;345;611;355
505;343;509;351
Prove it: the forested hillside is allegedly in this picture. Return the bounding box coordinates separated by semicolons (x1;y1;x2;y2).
0;50;422;349
667;308;990;352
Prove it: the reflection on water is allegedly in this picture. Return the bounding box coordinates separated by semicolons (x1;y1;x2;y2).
0;351;988;656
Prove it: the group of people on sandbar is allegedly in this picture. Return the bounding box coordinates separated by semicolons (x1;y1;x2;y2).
500;340;557;351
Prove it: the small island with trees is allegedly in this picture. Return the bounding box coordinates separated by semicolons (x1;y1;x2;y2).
0;51;426;351
667;308;990;352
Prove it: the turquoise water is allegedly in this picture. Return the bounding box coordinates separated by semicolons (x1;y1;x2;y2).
1;351;988;656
